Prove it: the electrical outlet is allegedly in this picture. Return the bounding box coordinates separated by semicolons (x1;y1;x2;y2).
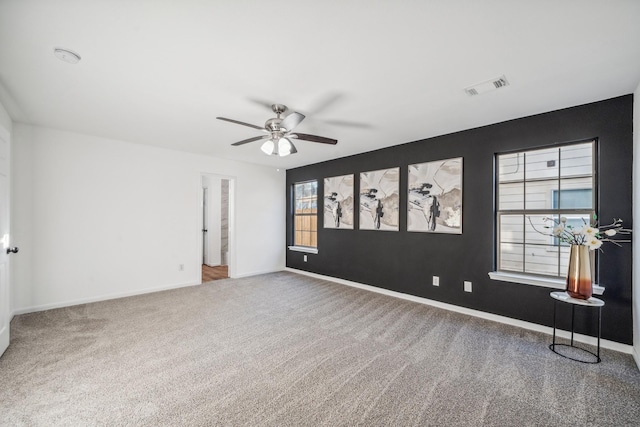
303;255;307;262
464;281;472;292
179;264;184;271
432;276;440;286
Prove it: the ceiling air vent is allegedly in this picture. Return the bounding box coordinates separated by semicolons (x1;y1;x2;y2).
464;75;509;96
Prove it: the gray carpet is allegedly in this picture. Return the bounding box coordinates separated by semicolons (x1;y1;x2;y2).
1;271;639;426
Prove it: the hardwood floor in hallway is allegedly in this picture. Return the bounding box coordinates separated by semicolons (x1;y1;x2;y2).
202;264;228;282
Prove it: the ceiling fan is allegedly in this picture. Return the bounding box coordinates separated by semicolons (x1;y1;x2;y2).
216;104;338;157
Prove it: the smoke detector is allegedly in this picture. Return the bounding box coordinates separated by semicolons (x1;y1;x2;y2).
54;48;81;64
464;75;509;96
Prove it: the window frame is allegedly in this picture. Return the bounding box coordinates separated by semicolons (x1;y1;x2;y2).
289;179;319;254
490;139;603;293
548;188;593;247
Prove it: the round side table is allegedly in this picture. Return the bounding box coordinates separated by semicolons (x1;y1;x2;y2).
549;291;604;363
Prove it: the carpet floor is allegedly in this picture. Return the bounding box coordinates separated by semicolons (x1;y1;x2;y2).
1;271;639;426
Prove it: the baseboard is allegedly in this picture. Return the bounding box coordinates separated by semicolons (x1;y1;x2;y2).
633;346;640;371
11;268;285;317
11;280;201;316
286;268;634;355
233;268;284;279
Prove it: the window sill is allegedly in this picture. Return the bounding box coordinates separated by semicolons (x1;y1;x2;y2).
488;271;604;295
288;246;319;254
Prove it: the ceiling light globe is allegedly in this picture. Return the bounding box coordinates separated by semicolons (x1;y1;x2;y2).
260;140;276;155
278;138;293;157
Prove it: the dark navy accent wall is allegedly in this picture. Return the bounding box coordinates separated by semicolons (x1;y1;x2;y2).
286;95;633;345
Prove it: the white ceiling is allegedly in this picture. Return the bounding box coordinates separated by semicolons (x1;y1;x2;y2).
1;0;639;169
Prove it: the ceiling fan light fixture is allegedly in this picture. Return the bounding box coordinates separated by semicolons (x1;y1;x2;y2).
278;138;293;157
260;139;276;155
218;103;338;155
260;137;293;157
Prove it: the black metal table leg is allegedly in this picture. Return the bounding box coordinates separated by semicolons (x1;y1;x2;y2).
549;291;604;364
570;304;575;346
552;300;557;347
597;306;602;362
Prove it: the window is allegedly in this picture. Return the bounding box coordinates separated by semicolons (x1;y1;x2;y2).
292;180;318;249
495;141;595;279
551;189;592;246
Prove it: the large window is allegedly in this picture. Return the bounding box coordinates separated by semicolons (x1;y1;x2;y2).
293;180;318;248
496;141;595;278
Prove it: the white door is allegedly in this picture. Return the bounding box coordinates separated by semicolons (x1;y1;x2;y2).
0;127;12;357
202;187;208;264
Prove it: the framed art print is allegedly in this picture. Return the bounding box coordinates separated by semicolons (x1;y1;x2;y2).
408;157;462;233
324;174;354;229
359;167;399;231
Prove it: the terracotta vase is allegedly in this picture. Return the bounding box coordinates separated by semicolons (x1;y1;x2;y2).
566;244;592;299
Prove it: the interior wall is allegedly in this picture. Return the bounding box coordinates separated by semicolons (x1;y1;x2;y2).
287;95;634;345
0;101;11;133
11;124;285;313
633;82;640;366
10;125;31;316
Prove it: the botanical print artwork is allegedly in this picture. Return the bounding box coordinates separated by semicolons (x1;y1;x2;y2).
359;168;400;231
408;157;463;233
324;174;354;229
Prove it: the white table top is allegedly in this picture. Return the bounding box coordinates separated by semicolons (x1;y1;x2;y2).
550;291;604;307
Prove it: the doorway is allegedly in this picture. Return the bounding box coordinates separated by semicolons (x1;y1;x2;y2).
201;174;232;282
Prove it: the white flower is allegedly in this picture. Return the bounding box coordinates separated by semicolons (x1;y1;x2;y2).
587;238;603;250
529;215;631;250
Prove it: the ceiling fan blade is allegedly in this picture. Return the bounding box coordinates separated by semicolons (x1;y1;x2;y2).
280;112;305;131
246;97;274;110
216;117;265;131
290;133;338;145
323;119;373;129
288;139;298;154
307;92;343;114
231;135;270;146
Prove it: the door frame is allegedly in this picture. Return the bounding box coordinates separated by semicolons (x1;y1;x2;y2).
198;173;236;281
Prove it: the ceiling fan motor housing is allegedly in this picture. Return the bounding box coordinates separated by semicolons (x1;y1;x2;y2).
265;118;282;132
266;104;287;131
271;104;287;115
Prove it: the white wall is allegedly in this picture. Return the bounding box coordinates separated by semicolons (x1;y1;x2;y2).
11;124;285;313
0;101;11;133
10;124;32;316
634;83;640;369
